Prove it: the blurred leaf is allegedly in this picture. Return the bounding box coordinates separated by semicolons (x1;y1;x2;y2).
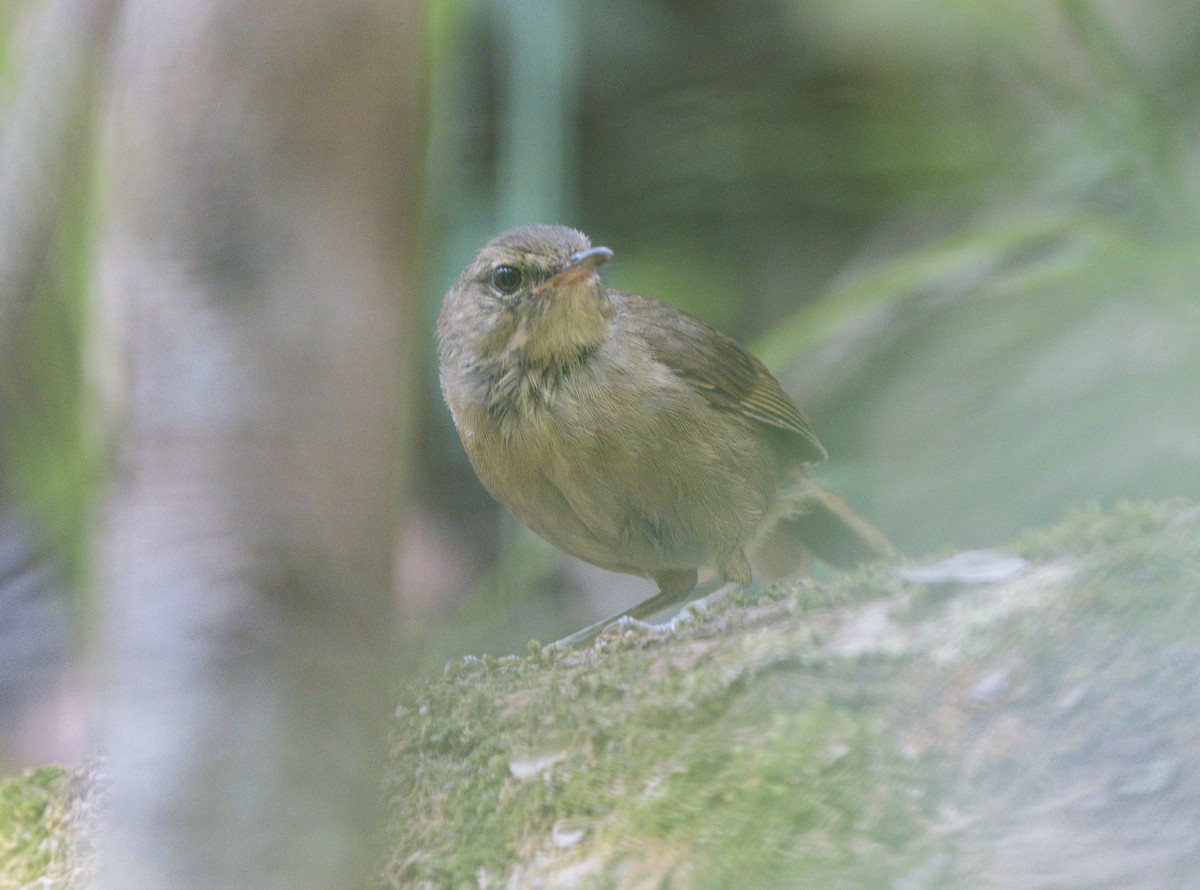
757;210;1114;370
782;218;1200;551
0;168;97;596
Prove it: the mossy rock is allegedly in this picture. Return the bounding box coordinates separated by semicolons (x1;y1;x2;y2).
383;500;1200;887
5;502;1200;888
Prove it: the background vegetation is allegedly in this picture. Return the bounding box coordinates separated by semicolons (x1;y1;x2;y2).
410;0;1200;664
2;2;1200;883
3;0;1199;676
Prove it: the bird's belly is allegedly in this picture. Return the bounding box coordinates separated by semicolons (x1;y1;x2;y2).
462;375;778;575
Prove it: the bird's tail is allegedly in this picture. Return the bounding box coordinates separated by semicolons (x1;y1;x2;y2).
753;478;895;579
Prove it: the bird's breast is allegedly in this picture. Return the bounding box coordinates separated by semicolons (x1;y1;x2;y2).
445;343;783;574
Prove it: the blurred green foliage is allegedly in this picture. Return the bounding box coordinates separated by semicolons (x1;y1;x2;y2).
0;205;96;595
4;0;1200;650
416;0;1200;654
0;8;98;596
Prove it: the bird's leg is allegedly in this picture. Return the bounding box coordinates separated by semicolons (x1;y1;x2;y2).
627;568;700;620
544;560;767;650
547;568;700;650
656;551;754;623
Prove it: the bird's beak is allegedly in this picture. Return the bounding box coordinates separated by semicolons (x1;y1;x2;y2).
534;246;613;297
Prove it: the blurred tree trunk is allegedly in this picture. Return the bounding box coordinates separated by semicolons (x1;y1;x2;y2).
94;2;421;887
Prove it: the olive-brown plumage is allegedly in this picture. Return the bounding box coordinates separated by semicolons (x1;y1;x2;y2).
438;224;890;619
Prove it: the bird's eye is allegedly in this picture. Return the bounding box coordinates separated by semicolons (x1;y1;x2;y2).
491;265;524;294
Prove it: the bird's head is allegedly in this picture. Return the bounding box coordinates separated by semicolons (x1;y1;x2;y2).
439;224;615;370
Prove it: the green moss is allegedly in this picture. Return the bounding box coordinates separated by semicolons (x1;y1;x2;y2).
0;766;74;889
619;705;918;889
384;589;922;885
1011;499;1193;561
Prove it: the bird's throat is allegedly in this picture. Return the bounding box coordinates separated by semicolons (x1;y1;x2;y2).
513;283;613;371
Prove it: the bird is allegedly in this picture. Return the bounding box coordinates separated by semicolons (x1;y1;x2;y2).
437;224;892;631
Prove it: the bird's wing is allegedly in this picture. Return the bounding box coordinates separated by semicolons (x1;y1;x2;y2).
615;291;827;464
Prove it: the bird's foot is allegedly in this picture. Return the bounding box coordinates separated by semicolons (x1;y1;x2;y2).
673;581;741;625
545;581;744;651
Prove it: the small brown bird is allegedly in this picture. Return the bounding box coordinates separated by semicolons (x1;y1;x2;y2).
438;225;891;625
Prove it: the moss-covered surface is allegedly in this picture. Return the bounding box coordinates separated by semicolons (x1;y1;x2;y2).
4;502;1200;887
0;764;94;889
382;500;1200;888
